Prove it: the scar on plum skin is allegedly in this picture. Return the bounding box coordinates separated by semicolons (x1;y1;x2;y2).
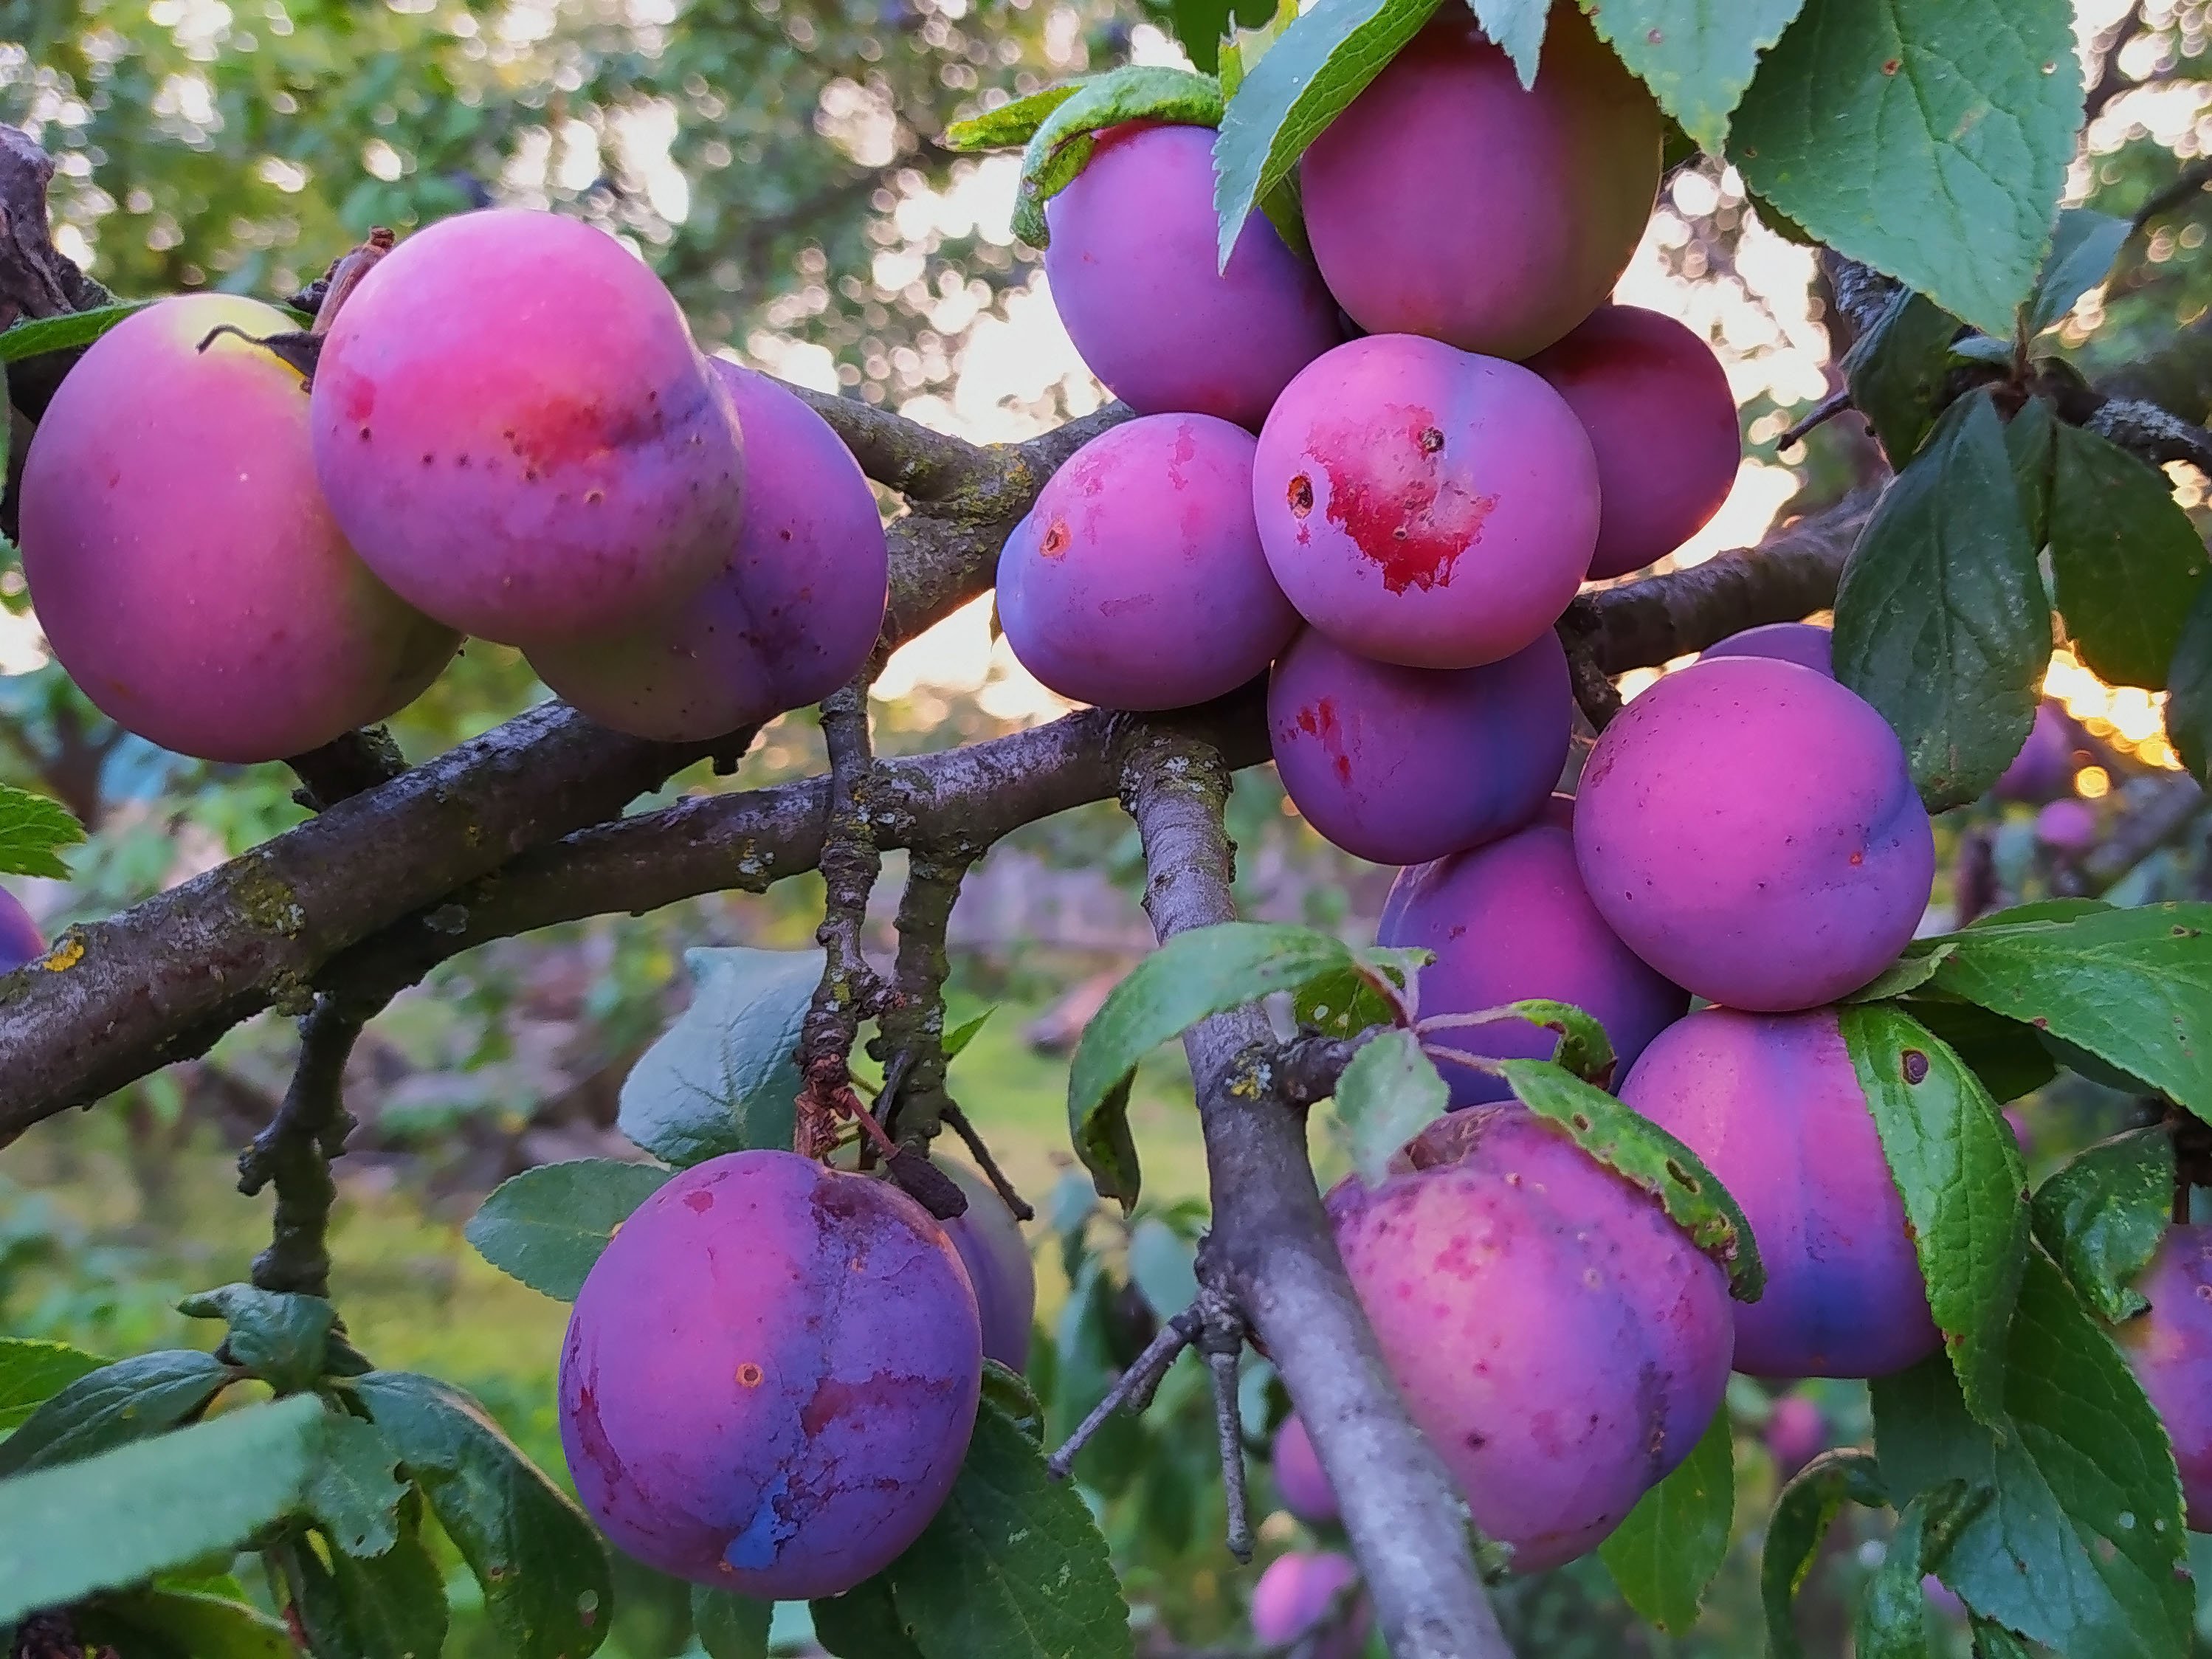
1040;520;1072;556
737;1362;764;1387
1287;475;1313;516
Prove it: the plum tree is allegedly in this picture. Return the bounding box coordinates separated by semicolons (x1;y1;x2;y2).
1269;1412;1338;1525
1267;628;1570;865
997;413;1298;709
1250;1551;1369;1659
1764;1394;1827;1478
1574;656;1935;1010
1700;621;1836;677
1526;306;1741;579
1378;799;1688;1106
527;365;889;740
1299;8;1662;359
1253;335;1599;669
1044;123;1341;430
2115;1226;2212;1528
557;1148;982;1598
1996;700;2086;803
1327;1105;1733;1571
938;1159;1036;1372
18;294;460;764
311;209;745;646
1618;1007;1940;1379
0;888;41;973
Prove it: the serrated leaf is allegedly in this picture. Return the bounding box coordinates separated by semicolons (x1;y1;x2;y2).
1892;998;2057;1104
1839;1004;2029;1427
943;1006;996;1060
178;1283;336;1394
2005;394;2058;548
1731;0;2081;337
692;1587;772;1659
2030;1126;2175;1322
0;1349;232;1477
290;1515;448;1659
1213;0;1444;267
0;783;86;880
1334;1029;1450;1185
350;1370;610;1659
0;301;156;362
943;83;1083;150
1872;1249;2191;1659
813;1578;925;1659
1497;1058;1764;1300
1856;1482;1985;1659
464;1159;673;1301
2169;579;2212;784
1016;67;1224;245
2029;208;2130;336
79;1587;296;1659
2047;423;2209;691
1833;390;2051;810
1599;1402;1733;1634
1293;947;1416;1038
1762;1449;1889;1659
1467;0;1548;86
305;1412;406;1559
1842;287;1962;467
620;946;822;1167
981;1360;1046;1444
1582;0;1806;151
0;1394;331;1621
0;1337;108;1431
1067;922;1357;1205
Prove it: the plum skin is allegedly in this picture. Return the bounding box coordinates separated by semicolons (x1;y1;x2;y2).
1326;1105;1733;1571
1574;656;1935;1011
1254;334;1599;670
557;1148;982;1598
19;294;459;764
1701;621;1835;677
311;209;745;646
1044;123;1340;429
1527;306;1740;579
1269;1412;1338;1525
2116;1225;2212;1528
1269;628;1570;866
1379;798;1688;1108
938;1159;1036;1373
1996;700;2083;804
528;364;888;740
997;413;1298;710
0;888;41;973
1250;1551;1369;1659
1765;1395;1827;1478
1619;1007;1940;1379
1300;8;1662;359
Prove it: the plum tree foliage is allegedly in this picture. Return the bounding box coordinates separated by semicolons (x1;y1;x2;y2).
10;1;2212;1658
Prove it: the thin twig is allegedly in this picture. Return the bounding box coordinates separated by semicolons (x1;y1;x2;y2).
1047;1309;1203;1479
1197;1282;1255;1562
870;846;974;1142
1777;387;1853;451
237;995;373;1297
2069;774;2208;897
942;1103;1035;1221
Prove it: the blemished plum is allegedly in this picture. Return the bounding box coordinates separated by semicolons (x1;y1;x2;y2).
311;209;745;645
1250;1552;1369;1659
2115;1226;2212;1528
939;1159;1036;1373
0;888;41;973
1618;1007;1940;1379
1270;1413;1338;1525
1996;700;2084;804
1575;656;1935;1010
1254;335;1599;669
998;413;1298;709
1327;1105;1733;1571
18;294;459;763
1044;123;1341;429
1700;621;1835;677
558;1149;981;1598
1527;307;1740;579
1268;627;1570;865
1378;799;1689;1108
1300;8;1663;359
528;365;887;740
1765;1395;1827;1478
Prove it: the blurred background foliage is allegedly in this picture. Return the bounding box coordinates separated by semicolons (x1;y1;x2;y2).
6;0;2212;1654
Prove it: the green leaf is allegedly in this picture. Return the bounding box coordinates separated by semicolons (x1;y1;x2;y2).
942;83;1083;150
0;1349;231;1477
943;1006;996;1060
0;1394;331;1621
1730;0;2081;338
1067;921;1357;1205
1841;287;1963;467
980;1360;1046;1444
2028;208;2130;336
305;1412;406;1559
1599;1403;1734;1634
1856;1483;1985;1659
0;783;87;881
1292;957;1404;1041
79;1587;296;1659
1333;1029;1450;1185
0;1337;108;1431
692;1587;772;1659
1833;390;2051;810
1892;998;2057;1103
2005;395;2058;549
178;1284;337;1394
1467;0;1549;86
464;1159;673;1302
1014;67;1224;245
290;1515;449;1659
1839;1004;2029;1426
2169;578;2212;784
2030;1125;2175;1322
1582;0;1805;151
350;1371;610;1659
1126;1215;1200;1320
1213;0;1444;268
1872;1249;2191;1659
0;301;155;362
620;946;823;1167
1970;1619;2036;1659
1762;1449;1889;1659
1498;1059;1764;1300
2047;423;2209;691
813;1579;925;1659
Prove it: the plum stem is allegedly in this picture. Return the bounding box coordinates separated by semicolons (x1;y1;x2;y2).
236;993;370;1298
942;1103;1036;1221
1045;1307;1203;1481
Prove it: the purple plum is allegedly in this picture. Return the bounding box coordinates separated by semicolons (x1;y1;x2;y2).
2036;796;2100;853
997;413;1298;709
1574;656;1935;1010
1044;123;1342;429
0;888;41;973
311;209;745;645
1253;334;1599;669
1700;621;1835;677
1619;1007;1940;1379
1327;1104;1733;1571
1526;306;1740;579
1270;1412;1338;1525
528;364;888;739
2115;1225;2212;1528
1379;798;1689;1107
1764;1395;1828;1479
1996;700;2084;804
1268;627;1570;865
939;1159;1036;1373
1250;1551;1368;1659
1300;9;1663;359
18;294;458;763
558;1149;981;1598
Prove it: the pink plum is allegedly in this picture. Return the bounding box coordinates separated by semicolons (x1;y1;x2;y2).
939;1159;1036;1373
1270;1412;1338;1525
1250;1551;1368;1659
1700;621;1835;677
1764;1395;1828;1479
0;888;41;973
1996;700;2084;804
2115;1225;2212;1528
2036;796;2100;853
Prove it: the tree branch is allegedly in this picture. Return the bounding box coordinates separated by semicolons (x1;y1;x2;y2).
236;996;366;1298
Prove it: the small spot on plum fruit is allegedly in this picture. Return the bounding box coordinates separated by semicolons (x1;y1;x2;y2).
737;1362;765;1386
1418;426;1444;454
1287;475;1314;516
1040;519;1072;556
